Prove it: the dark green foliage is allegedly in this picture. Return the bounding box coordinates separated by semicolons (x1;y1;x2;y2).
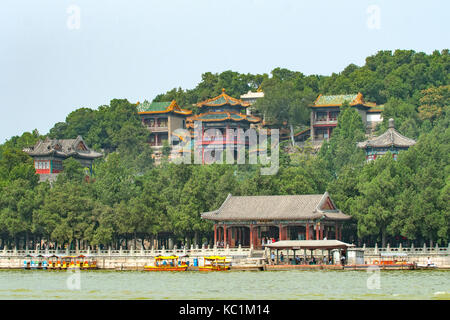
0;50;448;248
319;103;366;175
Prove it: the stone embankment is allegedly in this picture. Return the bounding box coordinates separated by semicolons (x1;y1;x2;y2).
0;245;254;270
0;245;449;270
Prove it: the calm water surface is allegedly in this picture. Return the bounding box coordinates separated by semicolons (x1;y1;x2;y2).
0;270;449;300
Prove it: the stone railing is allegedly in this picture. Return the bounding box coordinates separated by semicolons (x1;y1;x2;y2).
356;244;450;255
0;245;252;258
2;244;449;258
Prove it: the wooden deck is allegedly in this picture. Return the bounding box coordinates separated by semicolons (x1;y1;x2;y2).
264;264;344;271
264;263;417;271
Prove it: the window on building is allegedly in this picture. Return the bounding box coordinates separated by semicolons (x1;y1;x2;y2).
158;119;168;127
329;111;339;121
316;112;327;121
53;160;63;171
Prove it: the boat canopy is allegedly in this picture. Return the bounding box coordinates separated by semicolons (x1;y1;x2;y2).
155;256;179;260
205;256;227;260
265;240;355;250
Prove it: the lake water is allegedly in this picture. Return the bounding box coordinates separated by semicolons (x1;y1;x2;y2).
0;270;449;300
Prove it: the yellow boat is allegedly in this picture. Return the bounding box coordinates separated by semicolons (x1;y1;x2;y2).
144;256;188;271
198;256;231;271
58;255;97;270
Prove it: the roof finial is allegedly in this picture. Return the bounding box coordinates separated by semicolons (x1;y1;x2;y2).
222;88;226;93
388;118;395;129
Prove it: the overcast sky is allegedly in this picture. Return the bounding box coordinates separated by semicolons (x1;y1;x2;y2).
0;0;448;143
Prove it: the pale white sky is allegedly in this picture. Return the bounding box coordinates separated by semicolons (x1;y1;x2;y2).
0;0;448;142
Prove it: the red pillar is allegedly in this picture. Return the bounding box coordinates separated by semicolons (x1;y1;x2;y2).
320;224;324;240
339;226;342;241
250;225;253;248
315;223;319;240
214;224;217;246
223;225;227;247
254;226;259;248
306;223;310;240
279;224;282;241
231;227;235;247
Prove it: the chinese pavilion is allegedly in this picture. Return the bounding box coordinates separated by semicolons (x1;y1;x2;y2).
137;100;192;151
23;136;102;182
186;89;261;162
201;192;351;249
310;93;382;143
357;118;416;161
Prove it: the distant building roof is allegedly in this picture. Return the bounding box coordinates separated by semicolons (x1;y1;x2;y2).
266;240;355;250
137;100;192;115
201;192;351;222
313;93;375;108
357;118;416;149
23;136;103;159
367;104;384;113
240;90;265;99
197;88;251;108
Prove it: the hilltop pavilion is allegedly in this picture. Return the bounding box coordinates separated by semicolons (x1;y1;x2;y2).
186;89;261;163
23;136;102;182
357;118;416;161
137;100;192;150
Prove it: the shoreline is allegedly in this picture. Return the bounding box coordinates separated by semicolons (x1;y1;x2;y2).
1;264;449;271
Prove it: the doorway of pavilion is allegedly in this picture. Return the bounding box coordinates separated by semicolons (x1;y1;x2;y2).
288;226;307;240
260;226;279;243
215;226;251;248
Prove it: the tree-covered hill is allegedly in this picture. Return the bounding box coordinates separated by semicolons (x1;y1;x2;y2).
0;49;448;250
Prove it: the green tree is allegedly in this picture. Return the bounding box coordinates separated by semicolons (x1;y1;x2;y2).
319;103;366;175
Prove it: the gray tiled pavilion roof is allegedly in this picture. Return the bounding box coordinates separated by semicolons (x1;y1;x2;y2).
357;118;416;149
201;192;351;222
23;136;103;159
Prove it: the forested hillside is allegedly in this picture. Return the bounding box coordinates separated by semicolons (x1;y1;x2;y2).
0;50;448;250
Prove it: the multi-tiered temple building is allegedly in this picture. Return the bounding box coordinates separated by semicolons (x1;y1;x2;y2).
186;89;261;163
23;136;102;182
